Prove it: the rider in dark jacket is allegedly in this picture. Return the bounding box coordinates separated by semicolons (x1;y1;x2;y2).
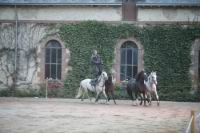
90;50;103;85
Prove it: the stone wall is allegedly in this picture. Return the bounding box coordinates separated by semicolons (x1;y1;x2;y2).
0;23;68;91
137;7;200;22
0;6;122;21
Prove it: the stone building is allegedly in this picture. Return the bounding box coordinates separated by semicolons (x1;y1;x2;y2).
0;0;200;91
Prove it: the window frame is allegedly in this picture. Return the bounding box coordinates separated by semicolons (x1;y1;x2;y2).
120;41;138;80
45;40;62;80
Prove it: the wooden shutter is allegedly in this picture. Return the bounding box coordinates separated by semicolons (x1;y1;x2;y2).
122;0;137;21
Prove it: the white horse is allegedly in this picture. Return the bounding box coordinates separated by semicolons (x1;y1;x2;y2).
144;72;160;106
76;71;108;103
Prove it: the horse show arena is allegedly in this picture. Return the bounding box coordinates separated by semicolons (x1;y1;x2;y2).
0;97;199;133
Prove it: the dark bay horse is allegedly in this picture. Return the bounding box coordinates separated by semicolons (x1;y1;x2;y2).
105;73;116;104
126;70;148;106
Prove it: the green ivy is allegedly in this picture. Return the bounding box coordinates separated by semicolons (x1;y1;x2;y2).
59;21;200;101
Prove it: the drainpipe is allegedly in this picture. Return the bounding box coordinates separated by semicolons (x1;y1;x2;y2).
13;4;18;92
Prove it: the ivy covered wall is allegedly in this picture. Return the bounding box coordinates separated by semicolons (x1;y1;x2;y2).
60;21;200;101
140;25;200;101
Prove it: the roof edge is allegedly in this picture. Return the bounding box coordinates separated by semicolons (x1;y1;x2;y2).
136;3;200;7
0;3;122;6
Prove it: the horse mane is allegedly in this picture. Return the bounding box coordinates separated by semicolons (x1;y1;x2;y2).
105;73;112;85
135;70;144;82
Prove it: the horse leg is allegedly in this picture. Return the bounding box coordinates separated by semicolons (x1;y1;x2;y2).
106;89;110;102
149;93;152;105
155;90;160;106
137;86;143;106
85;88;91;102
102;90;108;104
111;91;116;104
148;91;152;106
134;90;139;106
127;87;134;105
107;93;110;102
95;91;102;103
139;93;143;106
143;92;147;106
81;90;85;101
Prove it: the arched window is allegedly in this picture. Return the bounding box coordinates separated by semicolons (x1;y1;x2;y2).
120;41;138;80
45;40;62;79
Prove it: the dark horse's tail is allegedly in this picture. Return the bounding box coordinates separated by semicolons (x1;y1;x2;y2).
126;78;137;101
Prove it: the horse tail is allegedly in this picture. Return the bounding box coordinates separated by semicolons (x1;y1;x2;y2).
75;85;83;99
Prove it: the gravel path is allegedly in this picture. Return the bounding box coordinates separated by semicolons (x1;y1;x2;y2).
0;97;199;133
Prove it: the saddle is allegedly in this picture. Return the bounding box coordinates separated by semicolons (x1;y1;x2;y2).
90;78;98;86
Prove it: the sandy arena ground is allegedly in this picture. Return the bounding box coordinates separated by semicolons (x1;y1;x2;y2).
0;97;199;133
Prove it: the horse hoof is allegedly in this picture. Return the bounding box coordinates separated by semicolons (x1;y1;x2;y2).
157;102;160;106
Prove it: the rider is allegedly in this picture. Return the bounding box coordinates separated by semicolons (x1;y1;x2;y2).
90;49;103;86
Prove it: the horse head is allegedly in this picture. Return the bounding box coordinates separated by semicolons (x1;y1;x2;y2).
136;70;147;84
150;72;157;85
100;71;108;81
